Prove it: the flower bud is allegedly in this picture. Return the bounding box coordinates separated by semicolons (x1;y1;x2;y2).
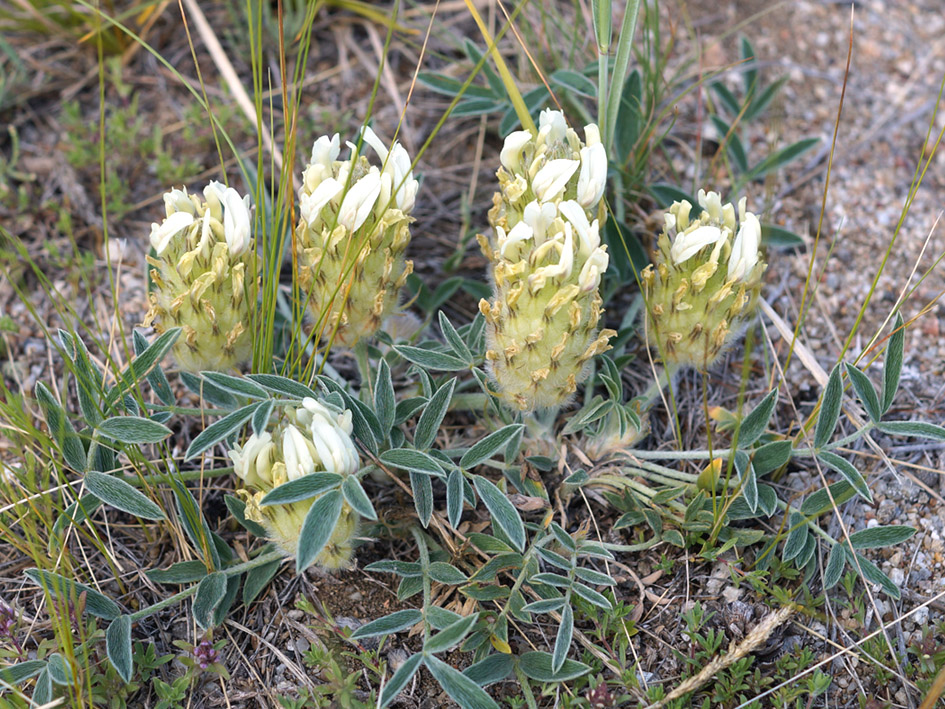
296;125;418;347
643;191;766;370
229;400;362;568
143;182;257;372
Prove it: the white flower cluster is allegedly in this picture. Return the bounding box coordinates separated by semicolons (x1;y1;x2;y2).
230;398;360;491
300;126;419;232
666;190;762;284
499;109;607;210
150;182;251;258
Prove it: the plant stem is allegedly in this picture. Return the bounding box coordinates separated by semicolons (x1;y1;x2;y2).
127;548;284;623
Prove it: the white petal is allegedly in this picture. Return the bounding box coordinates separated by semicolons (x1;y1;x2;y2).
579;248;609;292
301;177;343;227
284;425;315;480
538;109;567;143
576;142;607;208
338;171;382;231
670;225;723;265
727;212;761;281
559;199;599;257
697;189;723;221
498;221;534;258
164;188;194;217
532;158;579;203
222;187;251;255
150;211;195;255
359;125;389;162
500;130;533;173
583;123;601;146
310;134;340;169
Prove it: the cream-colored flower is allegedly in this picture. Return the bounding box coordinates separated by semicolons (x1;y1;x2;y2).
144;182;257;372
229;400;362;568
644;191;767;370
296;125;417;347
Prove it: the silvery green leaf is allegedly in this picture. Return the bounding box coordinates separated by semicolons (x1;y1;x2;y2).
428;562;468;585
35;381;85;472
415;378;457;451
425;614;478;655
738;389;779;446
473;476;525;552
85;471;165;520
25;568;121;620
133;329;174;406
518;651;591;682
251;399;274;437
877;420;945;441
410;471;433;527
46;653;72;686
179;371;236;408
801;480;857;518
427;606;462;630
796;533;818;569
461;425;524;469
438;311;472;363
446;468;464;528
824;542;846;589
379;652;423;708
751;440;792;476
426;655;499;709
574;567;616;586
202;371;268;399
192;571;227;629
845;549;900;598
106;615;133;683
814;364;843;449
380;448;446;478
0;659;46;686
553;604;574;672
352;609;422;639
185;402;261;460
817;451;871;502
882;313;904;413
521;597;566;614
342;476;377;521
758;484;779;517
107;328;180;405
394;345;468;371
146;560;208;584
245;373;318;400
845;363;880;422
394;397;427;426
848;525;916;549
296;490;343;573
463;653;514;686
33;668;52;703
374;359;396;437
781;513;808;563
364;560;423;577
734;451;758;513
571;582;612;610
96;416;171;445
212;574;241;627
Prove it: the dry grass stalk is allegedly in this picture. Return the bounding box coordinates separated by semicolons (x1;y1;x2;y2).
645;605;796;709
